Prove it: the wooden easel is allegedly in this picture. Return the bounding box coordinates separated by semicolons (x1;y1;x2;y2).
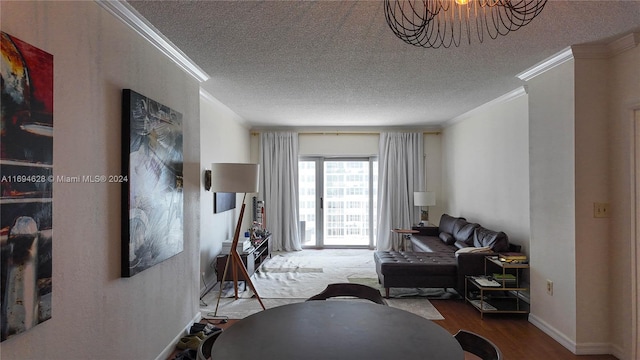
214;194;265;315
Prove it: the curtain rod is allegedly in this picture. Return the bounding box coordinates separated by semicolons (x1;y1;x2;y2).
251;131;441;136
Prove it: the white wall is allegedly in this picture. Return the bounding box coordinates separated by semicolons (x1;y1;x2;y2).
606;40;640;360
199;92;253;292
527;59;578;349
440;93;531;251
574;54;611;351
525;40;640;359
1;2;200;359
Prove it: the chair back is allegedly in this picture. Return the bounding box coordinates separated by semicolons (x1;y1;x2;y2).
197;330;223;360
306;283;387;305
453;330;502;360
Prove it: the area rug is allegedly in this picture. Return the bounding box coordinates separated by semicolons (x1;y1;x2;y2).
202;249;445;320
238;249;378;299
201;297;444;321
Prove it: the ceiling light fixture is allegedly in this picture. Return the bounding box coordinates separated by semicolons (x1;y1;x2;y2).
384;0;547;48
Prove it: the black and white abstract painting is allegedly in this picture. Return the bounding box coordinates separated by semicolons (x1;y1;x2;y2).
121;89;183;277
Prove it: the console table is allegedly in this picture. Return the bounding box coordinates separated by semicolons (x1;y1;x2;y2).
216;235;270;281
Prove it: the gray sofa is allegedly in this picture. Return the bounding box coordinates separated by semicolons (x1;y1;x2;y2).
374;213;518;297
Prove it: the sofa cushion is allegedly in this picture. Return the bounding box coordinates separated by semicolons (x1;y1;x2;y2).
453;240;469;249
454;223;478;245
410;235;456;253
438;213;460;235
438;232;455;245
473;227;509;252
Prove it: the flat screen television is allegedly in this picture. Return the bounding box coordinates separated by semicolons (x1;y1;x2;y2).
214;192;236;213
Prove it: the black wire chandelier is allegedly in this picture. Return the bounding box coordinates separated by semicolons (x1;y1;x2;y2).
384;0;548;48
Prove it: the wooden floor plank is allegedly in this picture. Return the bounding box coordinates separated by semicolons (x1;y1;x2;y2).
430;299;617;360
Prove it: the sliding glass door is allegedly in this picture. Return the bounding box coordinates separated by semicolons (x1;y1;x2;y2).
299;157;377;248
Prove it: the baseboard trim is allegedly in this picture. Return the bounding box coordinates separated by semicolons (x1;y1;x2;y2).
574;342;615;356
529;314;619;357
154;312;202;360
610;343;626;360
528;313;577;353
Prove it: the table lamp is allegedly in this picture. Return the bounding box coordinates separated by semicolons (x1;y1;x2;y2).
413;191;436;226
211;163;265;314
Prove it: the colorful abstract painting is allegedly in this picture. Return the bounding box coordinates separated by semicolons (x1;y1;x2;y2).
121;89;183;277
0;32;53;342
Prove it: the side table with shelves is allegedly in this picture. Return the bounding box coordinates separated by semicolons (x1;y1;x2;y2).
465;255;530;318
216;235;271;282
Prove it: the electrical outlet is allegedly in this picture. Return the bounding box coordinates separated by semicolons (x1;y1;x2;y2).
594;202;610;218
546;279;553;295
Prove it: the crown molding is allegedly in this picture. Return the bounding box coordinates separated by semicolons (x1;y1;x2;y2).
444;86;528;127
519;32;640;78
199;88;219;105
573;32;640;59
608;32;640;57
516;47;574;81
96;0;210;82
199;89;249;127
571;44;610;59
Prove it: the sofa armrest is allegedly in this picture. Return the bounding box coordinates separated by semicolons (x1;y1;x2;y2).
456;252;493;276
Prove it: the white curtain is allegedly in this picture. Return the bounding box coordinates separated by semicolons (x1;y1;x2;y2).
259;132;302;251
376;132;424;251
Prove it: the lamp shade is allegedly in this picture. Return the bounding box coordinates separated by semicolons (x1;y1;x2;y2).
210;163;260;193
414;191;436;207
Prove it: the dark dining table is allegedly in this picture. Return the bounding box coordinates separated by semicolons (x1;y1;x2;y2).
210;300;464;359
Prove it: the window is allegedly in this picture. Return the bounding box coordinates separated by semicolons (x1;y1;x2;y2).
298;157;378;248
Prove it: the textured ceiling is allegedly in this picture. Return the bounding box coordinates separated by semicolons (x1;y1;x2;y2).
127;0;640;128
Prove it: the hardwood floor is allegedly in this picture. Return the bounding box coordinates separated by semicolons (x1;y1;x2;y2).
430;299;617;360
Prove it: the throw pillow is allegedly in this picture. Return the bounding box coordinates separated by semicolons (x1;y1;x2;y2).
439;232;455;245
473;227;509;252
454;223;478;245
455;246;492;255
438;214;459;235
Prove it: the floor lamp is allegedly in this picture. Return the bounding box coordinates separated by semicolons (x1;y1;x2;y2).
210;163;266;315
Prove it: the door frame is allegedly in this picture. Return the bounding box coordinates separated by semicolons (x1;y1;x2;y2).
299;156;377;249
632;108;639;360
